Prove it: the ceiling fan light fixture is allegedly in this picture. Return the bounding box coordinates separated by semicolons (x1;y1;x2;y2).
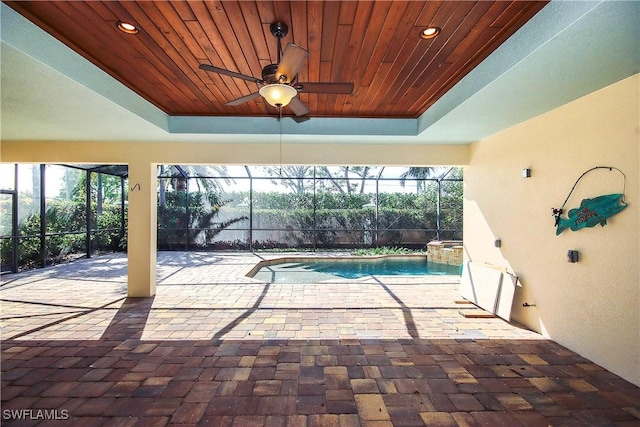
420;26;441;39
259;84;297;108
116;21;139;34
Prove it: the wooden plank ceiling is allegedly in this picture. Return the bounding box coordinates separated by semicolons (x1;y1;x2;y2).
6;1;548;119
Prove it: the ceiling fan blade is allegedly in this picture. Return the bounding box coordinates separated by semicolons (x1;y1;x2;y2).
199;64;262;84
294;82;354;94
288;96;310;117
276;43;309;83
226;91;261;106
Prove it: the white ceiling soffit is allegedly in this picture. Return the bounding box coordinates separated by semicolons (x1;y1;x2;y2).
1;1;638;144
418;0;640;143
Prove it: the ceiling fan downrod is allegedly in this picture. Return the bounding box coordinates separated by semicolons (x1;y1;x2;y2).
270;22;288;65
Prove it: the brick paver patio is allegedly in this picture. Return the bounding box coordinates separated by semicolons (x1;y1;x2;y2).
2;252;639;426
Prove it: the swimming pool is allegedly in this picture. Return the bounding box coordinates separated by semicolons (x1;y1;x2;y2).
249;256;460;284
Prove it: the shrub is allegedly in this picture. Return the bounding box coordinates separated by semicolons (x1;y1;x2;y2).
353;246;423;256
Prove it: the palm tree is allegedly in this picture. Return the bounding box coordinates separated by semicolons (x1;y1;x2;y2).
399;167;437;192
156;165;246;249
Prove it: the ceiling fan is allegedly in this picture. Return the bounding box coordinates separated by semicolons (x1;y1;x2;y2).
199;22;354;117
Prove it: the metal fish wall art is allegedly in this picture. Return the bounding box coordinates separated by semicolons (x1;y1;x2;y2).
555;193;627;235
553;166;628;235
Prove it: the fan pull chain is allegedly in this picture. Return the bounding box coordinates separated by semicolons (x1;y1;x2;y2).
279;107;283;175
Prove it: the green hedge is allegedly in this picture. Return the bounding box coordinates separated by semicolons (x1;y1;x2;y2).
158;187;462;249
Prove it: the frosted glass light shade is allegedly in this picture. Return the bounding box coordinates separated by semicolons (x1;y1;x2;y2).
259;84;297;107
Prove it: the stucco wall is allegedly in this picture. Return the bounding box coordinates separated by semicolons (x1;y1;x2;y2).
464;74;639;386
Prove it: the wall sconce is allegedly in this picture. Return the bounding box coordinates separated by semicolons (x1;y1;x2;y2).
522;168;531;178
567;250;579;263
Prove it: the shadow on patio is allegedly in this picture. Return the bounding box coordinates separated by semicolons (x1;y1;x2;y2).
1;253;639;426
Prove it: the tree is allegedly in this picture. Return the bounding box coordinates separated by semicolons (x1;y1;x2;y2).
156;165;247;249
158;165;233;210
262;166;377;195
316;166;376;194
263;166;313;194
399;167;437;192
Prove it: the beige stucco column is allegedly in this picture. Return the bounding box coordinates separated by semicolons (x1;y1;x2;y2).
127;161;157;297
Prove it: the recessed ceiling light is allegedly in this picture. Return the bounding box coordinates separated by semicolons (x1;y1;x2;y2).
116;21;139;35
420;27;441;39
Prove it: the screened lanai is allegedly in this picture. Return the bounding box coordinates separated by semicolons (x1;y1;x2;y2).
1;164;462;273
159;165;462;251
0;163;128;273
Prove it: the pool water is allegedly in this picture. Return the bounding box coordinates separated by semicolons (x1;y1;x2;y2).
251;257;460;284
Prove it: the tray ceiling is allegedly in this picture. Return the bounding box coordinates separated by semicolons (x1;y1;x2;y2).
4;1;547;119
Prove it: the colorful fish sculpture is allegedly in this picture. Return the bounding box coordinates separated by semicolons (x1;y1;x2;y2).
556;193;627;235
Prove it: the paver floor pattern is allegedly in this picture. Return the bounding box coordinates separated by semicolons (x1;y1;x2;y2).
1;252;639;426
